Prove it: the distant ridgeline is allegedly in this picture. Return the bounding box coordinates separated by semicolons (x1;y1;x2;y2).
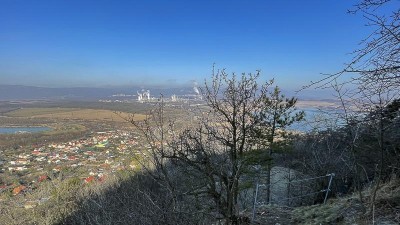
0;85;198;101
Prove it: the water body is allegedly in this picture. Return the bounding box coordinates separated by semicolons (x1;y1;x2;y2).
0;127;51;134
290;108;345;132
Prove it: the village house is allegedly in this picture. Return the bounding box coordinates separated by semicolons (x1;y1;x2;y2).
2;129;146;199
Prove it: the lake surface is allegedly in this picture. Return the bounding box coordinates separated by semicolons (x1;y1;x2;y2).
0;127;51;134
289;108;345;132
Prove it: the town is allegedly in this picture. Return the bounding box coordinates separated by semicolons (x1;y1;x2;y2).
0;129;146;200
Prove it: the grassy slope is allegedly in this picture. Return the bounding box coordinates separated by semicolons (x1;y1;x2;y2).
250;178;400;225
291;178;400;225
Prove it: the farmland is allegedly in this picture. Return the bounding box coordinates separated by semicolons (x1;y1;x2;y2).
0;101;156;210
4;107;147;123
0;100;155;149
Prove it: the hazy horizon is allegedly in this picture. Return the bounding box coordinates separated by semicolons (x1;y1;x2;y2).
1;0;387;88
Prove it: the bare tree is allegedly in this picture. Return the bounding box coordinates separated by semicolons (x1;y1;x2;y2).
164;69;271;224
331;81;366;202
304;0;400;182
127;68;275;224
304;0;399;92
126;65;308;223
353;80;400;214
122;97;207;223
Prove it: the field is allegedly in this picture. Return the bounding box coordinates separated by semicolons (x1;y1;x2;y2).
5;108;147;122
0;104;152;149
0;101;196;151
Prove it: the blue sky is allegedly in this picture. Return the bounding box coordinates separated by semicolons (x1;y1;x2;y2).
0;0;371;88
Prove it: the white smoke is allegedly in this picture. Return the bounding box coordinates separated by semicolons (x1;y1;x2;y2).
193;86;200;95
137;89;151;101
193;81;200;95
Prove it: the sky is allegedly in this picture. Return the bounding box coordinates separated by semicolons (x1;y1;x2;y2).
0;0;374;89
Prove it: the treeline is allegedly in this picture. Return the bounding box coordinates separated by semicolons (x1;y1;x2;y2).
284;99;400;199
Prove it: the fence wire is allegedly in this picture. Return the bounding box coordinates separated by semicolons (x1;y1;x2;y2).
251;173;335;221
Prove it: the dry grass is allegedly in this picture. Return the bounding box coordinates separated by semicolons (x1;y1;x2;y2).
0;170;199;225
291;177;400;225
5;108;78;117
5;108;147;122
0;174;123;225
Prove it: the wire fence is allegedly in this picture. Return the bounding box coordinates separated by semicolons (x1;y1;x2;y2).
251;172;335;221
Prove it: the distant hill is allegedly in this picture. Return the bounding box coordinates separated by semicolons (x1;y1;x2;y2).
0;85;113;101
0;85;197;101
0;85;336;101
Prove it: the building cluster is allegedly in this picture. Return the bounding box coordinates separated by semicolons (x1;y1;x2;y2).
0;130;144;198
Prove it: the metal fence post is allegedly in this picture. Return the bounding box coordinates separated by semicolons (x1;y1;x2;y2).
324;173;335;204
252;183;260;221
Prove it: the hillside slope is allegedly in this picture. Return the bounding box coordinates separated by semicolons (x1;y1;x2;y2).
252;178;400;225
